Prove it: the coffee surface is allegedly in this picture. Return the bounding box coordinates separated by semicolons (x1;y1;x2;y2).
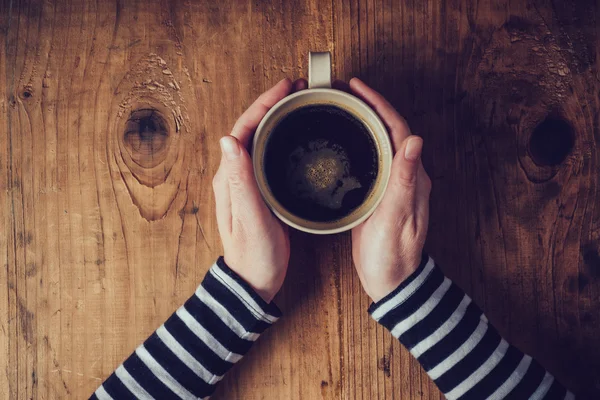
264;105;379;222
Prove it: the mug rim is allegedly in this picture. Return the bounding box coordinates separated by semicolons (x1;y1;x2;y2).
252;88;392;234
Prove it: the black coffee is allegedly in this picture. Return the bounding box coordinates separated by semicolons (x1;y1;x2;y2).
263;105;379;222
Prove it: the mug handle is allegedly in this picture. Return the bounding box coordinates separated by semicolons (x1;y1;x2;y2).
309;52;331;89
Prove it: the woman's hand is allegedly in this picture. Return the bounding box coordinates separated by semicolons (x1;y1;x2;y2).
213;78;307;303
349;78;432;303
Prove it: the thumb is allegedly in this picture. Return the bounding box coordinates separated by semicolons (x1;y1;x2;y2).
219;136;270;224
377;135;423;217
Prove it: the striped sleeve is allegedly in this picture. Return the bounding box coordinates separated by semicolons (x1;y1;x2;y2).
91;257;282;400
369;254;575;400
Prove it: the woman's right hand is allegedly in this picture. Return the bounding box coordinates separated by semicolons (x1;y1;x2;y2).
213;78;307;303
348;78;432;303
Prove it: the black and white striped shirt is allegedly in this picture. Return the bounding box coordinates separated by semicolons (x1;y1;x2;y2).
92;256;573;399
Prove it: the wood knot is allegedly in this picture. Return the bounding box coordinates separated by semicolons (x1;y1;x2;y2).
124;109;170;168
109;54;198;222
20;87;33;100
378;355;391;377
528;116;574;167
513;110;578;184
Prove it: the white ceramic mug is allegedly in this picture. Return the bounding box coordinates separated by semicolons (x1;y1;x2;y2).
253;52;393;234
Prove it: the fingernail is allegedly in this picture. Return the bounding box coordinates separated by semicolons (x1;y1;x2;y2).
220;136;240;160
404;136;423;161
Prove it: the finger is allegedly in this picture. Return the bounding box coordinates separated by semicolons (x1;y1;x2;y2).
219;136;272;226
414;164;431;230
231;78;293;148
332;79;351;93
292;78;308;92
213;158;232;236
376;136;423;219
349;77;411;153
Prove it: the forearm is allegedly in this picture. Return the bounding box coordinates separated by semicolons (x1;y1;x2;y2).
92;257;281;400
370;254;574;400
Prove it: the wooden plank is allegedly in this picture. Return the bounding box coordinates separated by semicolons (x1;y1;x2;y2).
1;0;599;398
212;2;341;399
0;0;13;397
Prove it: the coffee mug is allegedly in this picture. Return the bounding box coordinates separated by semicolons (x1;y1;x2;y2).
253;51;393;234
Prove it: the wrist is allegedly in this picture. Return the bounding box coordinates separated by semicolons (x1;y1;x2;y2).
368;269;415;303
366;252;428;303
211;256;283;322
222;255;282;303
368;252;432;312
237;272;279;303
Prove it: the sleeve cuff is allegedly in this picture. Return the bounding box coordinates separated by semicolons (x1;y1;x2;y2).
213;256;282;321
368;252;434;320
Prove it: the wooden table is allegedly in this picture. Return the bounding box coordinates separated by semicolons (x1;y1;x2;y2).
1;0;599;398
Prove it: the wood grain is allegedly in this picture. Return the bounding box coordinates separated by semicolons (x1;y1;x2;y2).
1;0;599;398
